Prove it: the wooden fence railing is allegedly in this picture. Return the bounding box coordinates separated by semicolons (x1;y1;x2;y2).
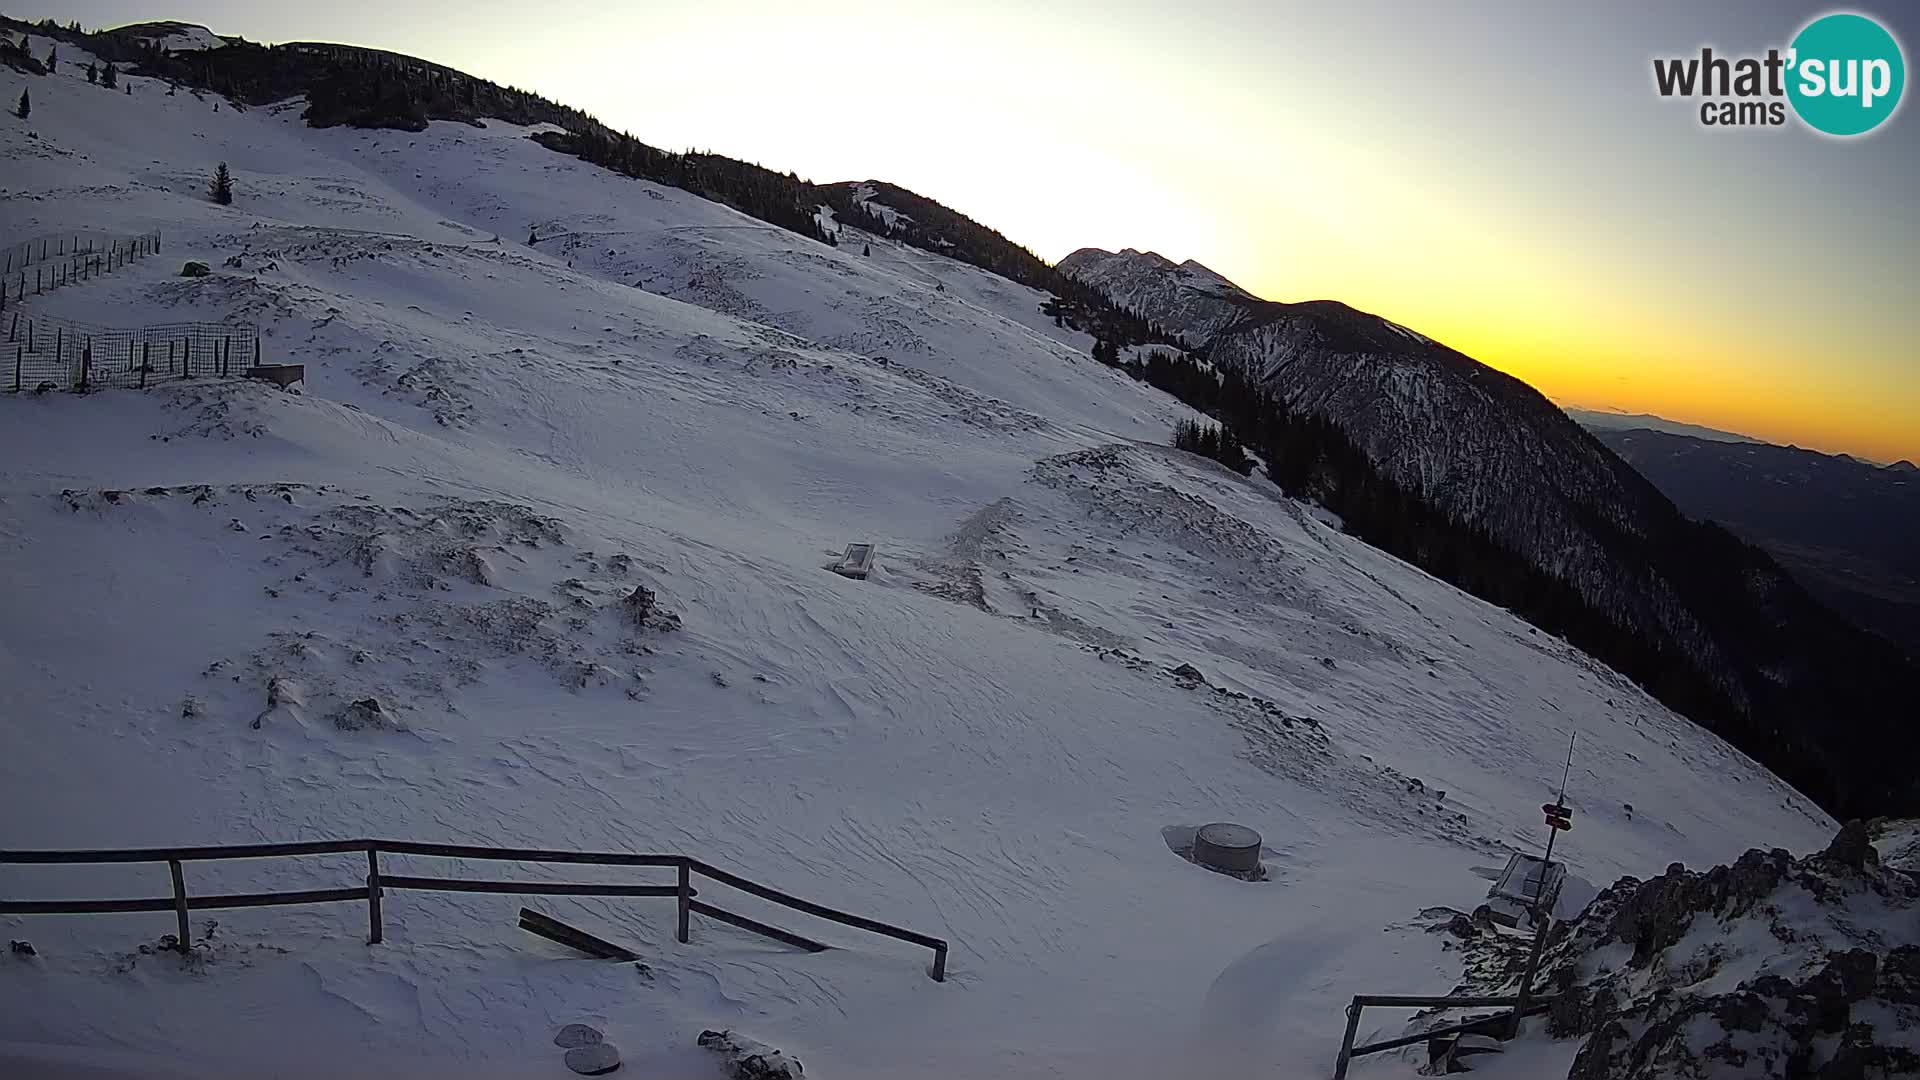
0;839;949;981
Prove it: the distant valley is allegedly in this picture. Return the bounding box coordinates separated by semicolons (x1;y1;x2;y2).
1591;427;1920;655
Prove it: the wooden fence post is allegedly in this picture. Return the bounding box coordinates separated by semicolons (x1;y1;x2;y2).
79;344;91;392
140;341;149;389
676;861;691;944
366;847;384;944
932;942;948;982
13;344;20;392
168;859;191;953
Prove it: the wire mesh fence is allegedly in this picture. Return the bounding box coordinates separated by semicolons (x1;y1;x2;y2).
3;312;261;393
0;231;164;314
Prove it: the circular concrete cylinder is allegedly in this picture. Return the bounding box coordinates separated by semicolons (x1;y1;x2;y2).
1193;823;1262;873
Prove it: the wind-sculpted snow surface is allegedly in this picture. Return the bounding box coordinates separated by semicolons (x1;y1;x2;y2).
0;30;1842;1080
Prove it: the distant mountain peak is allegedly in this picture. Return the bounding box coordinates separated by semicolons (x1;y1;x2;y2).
1564;408;1765;445
1889;459;1918;473
1057;247;1259;345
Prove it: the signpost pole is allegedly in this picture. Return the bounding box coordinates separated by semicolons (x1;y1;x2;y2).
1510;733;1576;1037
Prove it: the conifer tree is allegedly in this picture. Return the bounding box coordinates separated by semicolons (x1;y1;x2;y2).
14;86;28;120
862;243;871;257
86;61;97;83
45;46;55;73
101;63;117;89
209;161;233;204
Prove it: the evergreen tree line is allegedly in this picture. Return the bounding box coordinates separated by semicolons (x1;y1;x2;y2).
532;130;835;246
1170;418;1254;475
824;184;1184;349
1119;349;1222;411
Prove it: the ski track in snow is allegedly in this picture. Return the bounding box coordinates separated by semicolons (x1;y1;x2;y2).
0;34;1835;1080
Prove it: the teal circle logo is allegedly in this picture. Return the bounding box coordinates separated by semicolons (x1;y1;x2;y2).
1787;13;1906;136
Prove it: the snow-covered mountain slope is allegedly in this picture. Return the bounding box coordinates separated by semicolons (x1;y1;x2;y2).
1058;246;1260;345
0;32;1837;1079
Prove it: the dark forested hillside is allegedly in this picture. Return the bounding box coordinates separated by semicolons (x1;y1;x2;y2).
1072;254;1920;820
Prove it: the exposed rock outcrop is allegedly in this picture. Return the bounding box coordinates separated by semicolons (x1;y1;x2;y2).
1448;823;1919;1078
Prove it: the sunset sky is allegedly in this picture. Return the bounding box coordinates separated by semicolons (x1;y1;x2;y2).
33;0;1920;463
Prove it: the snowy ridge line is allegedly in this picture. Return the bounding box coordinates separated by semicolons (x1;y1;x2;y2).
0;838;952;980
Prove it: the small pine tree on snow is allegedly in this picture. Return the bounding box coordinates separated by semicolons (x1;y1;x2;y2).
862;243;871;257
14;87;27;120
86;62;97;84
209;162;233;205
101;63;117;89
45;47;56;73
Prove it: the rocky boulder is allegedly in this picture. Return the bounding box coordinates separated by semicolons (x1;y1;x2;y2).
697;1029;803;1079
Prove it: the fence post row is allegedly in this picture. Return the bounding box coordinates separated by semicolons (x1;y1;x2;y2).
0;842;950;980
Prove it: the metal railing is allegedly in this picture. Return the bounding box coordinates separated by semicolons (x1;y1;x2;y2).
0;839;949;980
4;313;260;392
1331;993;1556;1078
